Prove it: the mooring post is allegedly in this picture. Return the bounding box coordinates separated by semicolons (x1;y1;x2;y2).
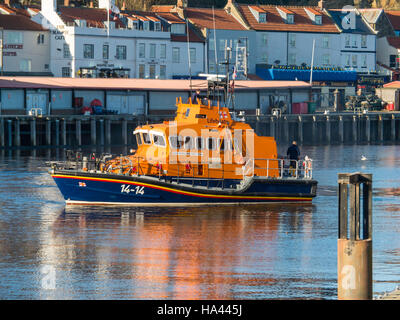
122;118;128;145
30;118;36;147
378;115;383;142
283;116;289;143
106;119;111;145
326;116;331;143
61;118;67;146
100;118;105;146
0;118;4;147
91;117;96;145
76;119;81;146
352;115;358;143
312;116;317;144
391;115;396;141
338;172;373;300
55;119;60;146
297;116;303;143
338;116;344;144
15;119;20;147
7;119;12;147
270;116;275;138
46;118;52;146
365;116;371;143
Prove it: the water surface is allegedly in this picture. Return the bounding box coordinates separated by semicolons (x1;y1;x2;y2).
0;145;399;299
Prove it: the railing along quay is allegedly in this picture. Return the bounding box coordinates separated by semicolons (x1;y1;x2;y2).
0;111;399;149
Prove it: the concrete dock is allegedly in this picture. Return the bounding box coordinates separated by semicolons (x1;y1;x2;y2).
0;111;399;149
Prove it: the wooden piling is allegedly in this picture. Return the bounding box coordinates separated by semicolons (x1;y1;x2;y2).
297;116;303;143
352;116;358;143
46;119;51;146
61;118;67;146
391;115;396;141
100;119;105;146
283;116;289;143
15;119;20;147
378;115;383;142
30;118;36;147
365;116;370;143
338;116;344;144
106;119;111;145
91;118;96;145
0;118;4;147
55;119;60;146
312;116;317;144
326;116;331;143
76;119;81;146
7;119;12;147
122;118;128;145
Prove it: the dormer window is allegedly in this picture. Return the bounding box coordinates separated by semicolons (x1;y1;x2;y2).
154;21;161;31
287;14;294;24
249;5;267;23
171;23;185;35
305;8;322;25
143;21;149;31
277;8;295;24
315;15;322;25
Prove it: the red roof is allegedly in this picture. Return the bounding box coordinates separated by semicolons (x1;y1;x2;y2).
0;77;311;91
58;6;125;28
249;6;266;13
0;13;47;31
156;12;185;24
185;8;247;30
387;36;400;49
384;81;400;88
277;7;294;15
386;10;400;30
237;5;339;33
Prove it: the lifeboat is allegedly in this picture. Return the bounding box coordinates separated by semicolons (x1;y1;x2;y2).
50;84;317;206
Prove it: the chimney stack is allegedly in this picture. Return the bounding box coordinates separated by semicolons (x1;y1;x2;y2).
121;1;126;11
318;0;325;9
89;1;93;8
4;0;10;6
177;0;187;9
64;0;70;7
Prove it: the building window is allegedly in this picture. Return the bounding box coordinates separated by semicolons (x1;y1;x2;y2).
149;64;156;79
361;35;367;48
37;33;45;44
209;62;215;73
62;67;71;77
259;13;266;23
315;15;322;25
103;44;109;59
209;38;215;51
154;22;161;31
322;36;329;49
190;48;196;63
345;35;351;48
287;14;294;24
149;44;156;59
289;34;296;48
352;35;358;47
345;54;350;67
6;31;23;44
83;44;94;59
143;21;149;31
172;47;180;63
219;39;225;51
362;54;367;68
116;45;126;60
262;33;267;46
63;43;70;58
322;54;330;66
139;64;145;78
160;65;166;79
139;43;145;58
160;44;166;59
19;59;31;72
352;55;358;67
288;53;296;65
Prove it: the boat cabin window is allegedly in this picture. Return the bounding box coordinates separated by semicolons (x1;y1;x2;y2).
207;137;217;150
196;137;205;150
169;136;183;149
183;136;194;150
142;132;151;144
219;138;233;151
152;133;166;147
185;108;190;118
135;133;143;146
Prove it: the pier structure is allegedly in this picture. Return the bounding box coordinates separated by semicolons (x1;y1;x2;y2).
0;112;399;149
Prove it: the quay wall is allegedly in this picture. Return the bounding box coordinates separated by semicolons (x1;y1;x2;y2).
0;112;399;150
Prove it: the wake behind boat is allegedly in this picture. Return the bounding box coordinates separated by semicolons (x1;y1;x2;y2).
49;79;317;206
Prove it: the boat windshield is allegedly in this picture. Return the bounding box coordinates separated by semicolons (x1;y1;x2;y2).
142;132;151;144
135;133;142;146
169;136;183;149
152;133;166;147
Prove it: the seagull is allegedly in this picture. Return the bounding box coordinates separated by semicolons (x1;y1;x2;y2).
361;155;367;161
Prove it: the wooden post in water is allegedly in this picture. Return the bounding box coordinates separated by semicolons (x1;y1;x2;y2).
326;116;331;143
76;119;81;146
338;172;373;300
30;118;36;147
0;118;4;147
55;119;60;146
378;115;383;142
391;115;396;141
122;118;128;145
7;119;12;147
106;119;111;145
61;118;67;146
283;116;289;143
365;116;370;143
312;116;317;144
338;116;344;144
270;117;275;138
297;116;303;144
46;118;51;146
100;119;105;146
90;118;97;145
352;115;358;143
15;119;20;147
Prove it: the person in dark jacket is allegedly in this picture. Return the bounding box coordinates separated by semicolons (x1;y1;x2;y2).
287;141;300;176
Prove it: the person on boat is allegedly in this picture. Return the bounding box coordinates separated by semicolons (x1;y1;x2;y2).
287;141;300;176
191;89;201;103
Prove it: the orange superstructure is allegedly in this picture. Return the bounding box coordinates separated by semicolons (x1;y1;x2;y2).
104;97;279;180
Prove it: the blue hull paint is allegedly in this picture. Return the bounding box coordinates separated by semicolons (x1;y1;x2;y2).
52;171;317;205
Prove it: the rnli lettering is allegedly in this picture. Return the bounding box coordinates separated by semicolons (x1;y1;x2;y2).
120;184;145;195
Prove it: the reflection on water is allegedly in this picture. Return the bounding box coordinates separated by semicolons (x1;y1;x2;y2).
0;145;399;299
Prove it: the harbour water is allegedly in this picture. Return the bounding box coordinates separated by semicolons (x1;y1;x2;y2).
0;144;399;300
